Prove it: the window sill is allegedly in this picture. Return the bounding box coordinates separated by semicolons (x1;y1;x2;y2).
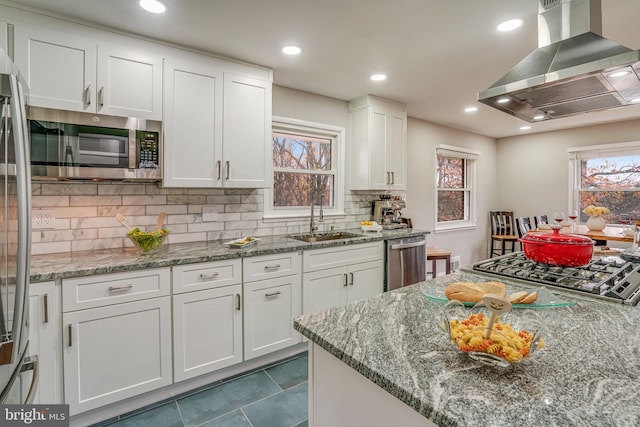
434;222;476;233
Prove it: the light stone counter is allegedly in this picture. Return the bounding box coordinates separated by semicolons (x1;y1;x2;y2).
29;228;428;282
294;270;640;427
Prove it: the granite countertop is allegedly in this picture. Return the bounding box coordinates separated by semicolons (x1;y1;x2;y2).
294;271;640;427
30;228;428;282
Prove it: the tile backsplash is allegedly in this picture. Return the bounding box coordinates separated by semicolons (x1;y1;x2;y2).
31;182;379;255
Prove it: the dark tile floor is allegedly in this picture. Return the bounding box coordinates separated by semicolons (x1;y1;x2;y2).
93;352;308;427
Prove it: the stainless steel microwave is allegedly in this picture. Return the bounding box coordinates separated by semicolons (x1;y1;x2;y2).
27;107;161;181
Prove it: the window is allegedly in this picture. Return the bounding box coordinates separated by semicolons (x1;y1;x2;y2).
569;141;640;224
435;145;478;231
264;117;345;219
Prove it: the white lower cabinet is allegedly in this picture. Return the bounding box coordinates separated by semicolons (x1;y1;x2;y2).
243;270;301;360
62;269;172;416
27;281;62;404
302;242;384;314
172;284;243;382
171;260;243;382
303;260;383;314
242;252;302;360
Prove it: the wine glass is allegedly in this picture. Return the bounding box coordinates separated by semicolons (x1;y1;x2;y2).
568;210;578;232
553;212;565;230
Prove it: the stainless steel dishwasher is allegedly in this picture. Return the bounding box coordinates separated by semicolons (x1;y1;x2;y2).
385;235;426;291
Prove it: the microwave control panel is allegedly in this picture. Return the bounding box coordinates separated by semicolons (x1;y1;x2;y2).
137;131;160;169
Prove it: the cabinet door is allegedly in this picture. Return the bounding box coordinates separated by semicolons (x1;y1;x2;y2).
244;276;301;360
302;267;347;314
163;54;223;187
370;106;390;189
385;108;407;190
347;260;384;304
222;73;272;188
173;285;242;382
63;297;172;415
96;43;162;120
27;282;62;404
14;24;97;112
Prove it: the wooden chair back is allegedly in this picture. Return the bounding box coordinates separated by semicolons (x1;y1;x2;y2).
534;215;548;228
490;211;516;237
515;217;533;238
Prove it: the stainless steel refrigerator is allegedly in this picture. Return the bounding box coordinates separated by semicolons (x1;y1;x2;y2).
0;50;36;404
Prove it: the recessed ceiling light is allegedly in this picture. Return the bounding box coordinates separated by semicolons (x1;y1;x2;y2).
497;97;510;104
370;74;387;81
533;114;546;121
608;70;631;78
464;106;478;113
139;0;166;14
520;125;532;130
497;19;523;32
281;45;302;55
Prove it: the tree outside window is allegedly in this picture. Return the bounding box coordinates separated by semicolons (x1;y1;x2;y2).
265;117;345;219
435;145;478;230
572;146;640;223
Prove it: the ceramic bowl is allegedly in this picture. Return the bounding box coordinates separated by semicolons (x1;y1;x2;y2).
441;300;546;367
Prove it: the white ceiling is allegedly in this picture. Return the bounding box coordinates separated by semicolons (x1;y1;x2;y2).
4;0;640;138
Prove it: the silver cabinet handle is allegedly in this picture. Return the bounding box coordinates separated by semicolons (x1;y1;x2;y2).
68;324;73;347
216;160;221;180
43;294;49;324
235;293;241;310
264;264;281;271
386;171;390;185
85;84;92;106
98;86;105;107
108;284;133;293
200;272;220;280
343;273;348;287
225;160;230;180
349;272;354;286
390;171;395;185
265;290;281;297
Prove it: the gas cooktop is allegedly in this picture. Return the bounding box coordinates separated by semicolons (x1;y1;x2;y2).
472;251;640;306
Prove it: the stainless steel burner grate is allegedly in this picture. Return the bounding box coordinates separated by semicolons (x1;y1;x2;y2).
471;251;640;305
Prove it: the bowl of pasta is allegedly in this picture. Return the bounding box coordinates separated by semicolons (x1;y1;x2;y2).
441;299;546;367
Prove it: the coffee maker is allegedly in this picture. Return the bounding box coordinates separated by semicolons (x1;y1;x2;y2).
372;195;407;229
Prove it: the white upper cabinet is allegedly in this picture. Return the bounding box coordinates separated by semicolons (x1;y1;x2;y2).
163;52;272;188
14;24;162;120
349;96;407;190
163;54;223;188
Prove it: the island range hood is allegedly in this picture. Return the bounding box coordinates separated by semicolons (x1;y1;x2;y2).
478;0;640;122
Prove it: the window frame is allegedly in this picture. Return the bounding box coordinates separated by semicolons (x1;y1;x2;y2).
568;141;640;223
434;144;478;232
264;116;345;220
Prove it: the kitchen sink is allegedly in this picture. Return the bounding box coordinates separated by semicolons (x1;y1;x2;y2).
289;231;361;243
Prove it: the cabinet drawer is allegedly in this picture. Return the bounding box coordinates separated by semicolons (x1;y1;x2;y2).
172;259;242;294
303;242;383;272
243;252;301;282
62;268;170;312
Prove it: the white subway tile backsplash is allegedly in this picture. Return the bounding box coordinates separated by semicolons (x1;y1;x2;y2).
30;182;380;255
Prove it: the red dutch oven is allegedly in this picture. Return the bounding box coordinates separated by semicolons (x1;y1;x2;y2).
519;228;595;267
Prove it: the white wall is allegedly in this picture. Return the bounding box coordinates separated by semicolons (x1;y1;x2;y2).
496;119;640;221
404;118;498;268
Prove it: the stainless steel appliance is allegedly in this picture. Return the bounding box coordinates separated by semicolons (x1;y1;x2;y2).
386;236;426;291
28;106;161;181
472;251;640;305
0;51;37;403
373;199;407;229
478;0;640;122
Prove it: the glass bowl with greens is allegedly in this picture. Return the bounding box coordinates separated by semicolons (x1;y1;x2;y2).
127;228;169;253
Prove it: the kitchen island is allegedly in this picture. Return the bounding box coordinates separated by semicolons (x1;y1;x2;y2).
294;271;640;427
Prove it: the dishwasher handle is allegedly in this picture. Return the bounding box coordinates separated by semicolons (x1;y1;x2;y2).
389;239;426;250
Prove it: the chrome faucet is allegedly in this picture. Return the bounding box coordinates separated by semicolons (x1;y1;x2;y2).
309;195;324;235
